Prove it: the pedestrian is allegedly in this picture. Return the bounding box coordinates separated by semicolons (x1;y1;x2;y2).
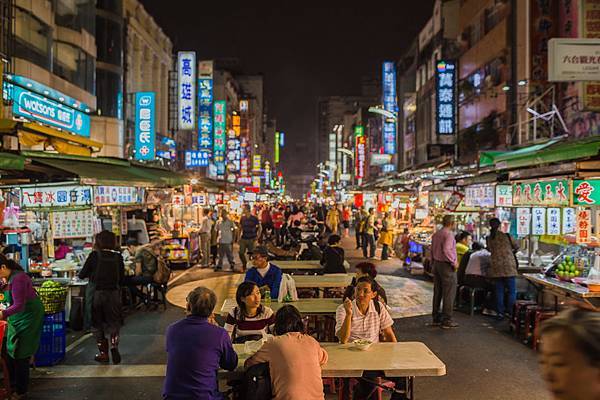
321;234;346;274
342;206;351;237
378;212;394;261
431;215;459;329
539;306;600;400
271;206;285;245
199;208;213;267
486;217;518;320
362;208;376;259
163;287;238;399
224;281;275;343
78;230;125;364
0;254;44;399
260;205;274;242
245;305;329;400
244;246;283;300
326;204;340;234
209;209;219;266
215;210;236;271
239;206;261;271
353;208;364;249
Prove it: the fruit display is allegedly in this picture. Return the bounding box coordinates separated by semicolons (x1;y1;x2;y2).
554;256;583;281
36;280;68;314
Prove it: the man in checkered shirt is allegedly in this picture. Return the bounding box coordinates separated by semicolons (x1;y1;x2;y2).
336;277;407;399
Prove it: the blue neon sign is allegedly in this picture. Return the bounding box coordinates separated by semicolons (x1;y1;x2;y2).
185;150;209;167
9;84;91;137
134;92;156;161
198;77;213;159
436;60;456;135
382;62;397;155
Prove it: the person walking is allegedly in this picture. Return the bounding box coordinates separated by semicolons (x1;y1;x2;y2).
353;208;364;250
79;230;125;363
326;204;340;234
342;206;351;237
0;254;44;399
362;208;376;259
199;208;213;267
486;217;518;320
260;205;274;242
239;207;261;271
215;210;236;271
430;215;459;329
378;212;394;261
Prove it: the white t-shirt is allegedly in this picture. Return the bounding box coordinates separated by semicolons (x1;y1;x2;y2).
335;299;394;343
257;264;270;278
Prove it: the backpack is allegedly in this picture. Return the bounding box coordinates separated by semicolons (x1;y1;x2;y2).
153;257;171;284
241;362;272;400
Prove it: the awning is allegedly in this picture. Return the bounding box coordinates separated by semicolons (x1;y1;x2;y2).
0;153;25;171
491;137;600;170
479;151;507;168
22;151;185;187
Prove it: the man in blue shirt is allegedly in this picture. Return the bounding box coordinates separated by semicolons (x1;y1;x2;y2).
163;287;238;399
244;246;283;300
238;206;261;271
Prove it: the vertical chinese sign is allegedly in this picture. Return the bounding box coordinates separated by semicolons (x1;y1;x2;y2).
382;61;397;154
134;92;155;161
177;51;196;130
355;135;366;180
516;208;531;237
435;60;456;135
198;60;213;160
213;100;227;179
582;0;600;111
576;209;592;244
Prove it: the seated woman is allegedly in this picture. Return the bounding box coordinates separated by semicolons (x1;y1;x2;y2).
245;305;328;400
224;281;275;343
344;261;388;304
321;234;346;274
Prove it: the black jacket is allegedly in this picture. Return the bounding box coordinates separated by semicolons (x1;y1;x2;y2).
321;246;346;274
79;250;125;290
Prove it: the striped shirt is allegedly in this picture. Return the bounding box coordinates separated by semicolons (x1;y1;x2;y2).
335;300;393;343
224;306;275;340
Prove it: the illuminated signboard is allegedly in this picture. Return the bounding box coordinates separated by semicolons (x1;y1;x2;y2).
9;84;90;137
253;154;262;171
198;77;213;157
356;135;366;179
436;60;456;135
213;100;227;178
382;61;397;154
185;150;210;168
354;125;364;137
134;92;155;161
177;51;196;130
275;132;280;163
279;131;284;147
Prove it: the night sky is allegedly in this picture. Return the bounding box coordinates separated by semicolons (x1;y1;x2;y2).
139;2;434;177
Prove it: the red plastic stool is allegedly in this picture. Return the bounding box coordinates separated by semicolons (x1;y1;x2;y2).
533;310;557;351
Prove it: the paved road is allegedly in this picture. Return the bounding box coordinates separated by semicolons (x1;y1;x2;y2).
29;235;552;400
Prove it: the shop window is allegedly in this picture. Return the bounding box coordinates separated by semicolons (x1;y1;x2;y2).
95;16;123;66
54;0;95;34
96;69;121;118
13;7;51;70
53;41;95;94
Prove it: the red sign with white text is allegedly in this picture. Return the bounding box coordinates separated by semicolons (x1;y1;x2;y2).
355;135;366;179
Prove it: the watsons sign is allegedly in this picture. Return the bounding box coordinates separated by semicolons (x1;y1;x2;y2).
11;85;90;137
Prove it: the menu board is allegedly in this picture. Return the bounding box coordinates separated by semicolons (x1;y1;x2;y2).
576;209;592;244
464;184;495;208
547;208;561;235
563;208;576;234
52;209;95;239
516;208;532;236
532;207;546;235
512;180;569;206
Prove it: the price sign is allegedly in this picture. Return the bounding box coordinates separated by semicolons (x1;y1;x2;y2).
563;208;576;234
532;207;546;235
576;209;592;244
516;208;531;236
547;208;561;235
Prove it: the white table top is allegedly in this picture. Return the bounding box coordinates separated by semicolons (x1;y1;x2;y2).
273;260;323;270
291;273;352;288
226;342;446;378
219;297;342;316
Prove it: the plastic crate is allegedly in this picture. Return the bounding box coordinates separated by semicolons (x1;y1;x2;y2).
35;311;66;367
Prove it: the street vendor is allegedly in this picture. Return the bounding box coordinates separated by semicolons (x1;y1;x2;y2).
0;253;44;399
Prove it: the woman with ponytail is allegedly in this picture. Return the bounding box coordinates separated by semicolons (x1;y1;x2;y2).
0;253;44;399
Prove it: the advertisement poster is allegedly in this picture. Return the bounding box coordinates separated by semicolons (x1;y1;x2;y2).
531;207;546;235
547;208;561;235
576;209;592;244
516;208;531;236
512;180;569;206
52;209;95;239
444;191;464;212
464;184;494;208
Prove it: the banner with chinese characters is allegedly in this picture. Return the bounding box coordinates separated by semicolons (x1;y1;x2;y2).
134;92;155;161
516;208;531;236
464;184;495;208
382;61;397;154
185;150;209;168
51;209;95;239
573;179;600;205
435;60;456;135
563;207;576;233
198;77;213;156
94;186;143;206
177;51;196;130
213;100;226;178
355;135;367;179
512;180;569;206
576;208;592;243
532;207;546;235
20;185;92;208
495;184;513;207
547;208;561;235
